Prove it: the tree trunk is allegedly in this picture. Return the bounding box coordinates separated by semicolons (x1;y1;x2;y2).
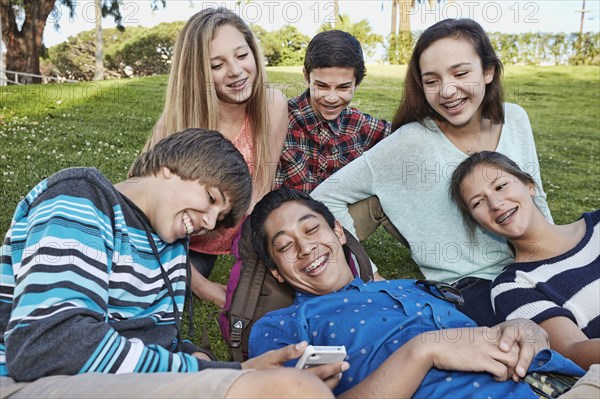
391;0;398;35
0;8;5;85
399;0;414;32
1;0;56;84
94;0;104;80
333;0;339;22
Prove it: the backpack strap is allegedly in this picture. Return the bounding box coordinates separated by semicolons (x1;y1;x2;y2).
226;218;265;362
342;227;374;282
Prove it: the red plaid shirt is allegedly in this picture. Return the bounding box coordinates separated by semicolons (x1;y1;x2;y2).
275;90;391;193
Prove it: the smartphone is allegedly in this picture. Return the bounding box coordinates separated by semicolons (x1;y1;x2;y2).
295;345;347;369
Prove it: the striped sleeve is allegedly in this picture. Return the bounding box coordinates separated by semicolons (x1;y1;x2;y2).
1;235;14;377
3;177;201;381
491;269;577;325
491;211;600;334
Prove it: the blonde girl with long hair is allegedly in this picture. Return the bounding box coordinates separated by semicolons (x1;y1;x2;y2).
146;7;287;306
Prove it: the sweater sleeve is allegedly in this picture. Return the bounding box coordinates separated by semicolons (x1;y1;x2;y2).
4;182;232;381
311;151;378;239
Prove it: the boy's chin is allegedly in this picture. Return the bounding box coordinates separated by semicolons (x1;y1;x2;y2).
318;110;343;121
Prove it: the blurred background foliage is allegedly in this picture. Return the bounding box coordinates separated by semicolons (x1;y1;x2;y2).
40;19;599;81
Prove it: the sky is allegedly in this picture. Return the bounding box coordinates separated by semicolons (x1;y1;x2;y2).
40;0;600;49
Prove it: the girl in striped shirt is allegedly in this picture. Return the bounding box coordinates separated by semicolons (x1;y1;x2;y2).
450;150;599;370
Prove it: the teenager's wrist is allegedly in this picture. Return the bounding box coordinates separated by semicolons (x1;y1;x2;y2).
203;280;226;308
404;333;436;370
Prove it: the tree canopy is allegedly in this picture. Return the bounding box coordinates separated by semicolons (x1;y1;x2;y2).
318;14;383;58
251;23;310;67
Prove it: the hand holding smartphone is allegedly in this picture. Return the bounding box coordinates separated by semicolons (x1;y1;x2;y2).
295;345;347;369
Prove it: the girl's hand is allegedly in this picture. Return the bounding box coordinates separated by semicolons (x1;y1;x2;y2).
495;319;550;381
418;327;520;381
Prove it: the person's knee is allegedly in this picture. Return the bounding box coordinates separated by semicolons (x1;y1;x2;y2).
348;196;381;241
271;369;334;397
226;368;334;398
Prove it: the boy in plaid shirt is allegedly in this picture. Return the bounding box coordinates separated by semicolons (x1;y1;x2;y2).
274;30;390;194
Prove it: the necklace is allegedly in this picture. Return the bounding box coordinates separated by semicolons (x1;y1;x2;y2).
445;129;483;155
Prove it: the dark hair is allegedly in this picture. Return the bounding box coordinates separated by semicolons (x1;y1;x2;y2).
449;151;535;238
392;18;504;131
304;30;366;86
130;128;252;229
251;187;335;270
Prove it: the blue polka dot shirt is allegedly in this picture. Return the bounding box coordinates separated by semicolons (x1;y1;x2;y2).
249;278;584;398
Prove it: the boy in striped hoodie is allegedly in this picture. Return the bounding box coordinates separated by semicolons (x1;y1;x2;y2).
0;129;342;398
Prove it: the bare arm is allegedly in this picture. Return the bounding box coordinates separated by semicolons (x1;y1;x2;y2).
372;272;385;281
540;316;599;370
340;327;519;399
266;88;288;190
190;265;226;308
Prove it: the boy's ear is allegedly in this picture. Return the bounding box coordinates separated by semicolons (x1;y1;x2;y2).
333;220;347;246
269;267;285;284
162;166;173;179
529;183;536;196
302;68;310;85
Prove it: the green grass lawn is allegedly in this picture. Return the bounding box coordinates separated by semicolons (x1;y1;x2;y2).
1;65;599;359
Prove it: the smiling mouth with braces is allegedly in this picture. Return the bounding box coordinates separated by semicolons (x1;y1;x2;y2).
443;98;466;109
496;207;517;224
227;78;247;88
303;254;328;273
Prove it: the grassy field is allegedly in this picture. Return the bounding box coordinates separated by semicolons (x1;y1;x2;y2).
1;65;599;359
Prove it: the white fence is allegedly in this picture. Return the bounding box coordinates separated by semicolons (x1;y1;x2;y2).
0;69;79;85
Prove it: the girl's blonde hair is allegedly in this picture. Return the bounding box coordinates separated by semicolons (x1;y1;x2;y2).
145;7;272;194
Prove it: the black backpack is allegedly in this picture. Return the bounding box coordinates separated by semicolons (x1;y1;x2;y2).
214;218;374;361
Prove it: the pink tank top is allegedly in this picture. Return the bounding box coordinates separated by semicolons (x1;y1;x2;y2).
189;116;254;255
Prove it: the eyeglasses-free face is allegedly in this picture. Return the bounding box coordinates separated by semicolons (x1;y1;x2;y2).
414;279;465;306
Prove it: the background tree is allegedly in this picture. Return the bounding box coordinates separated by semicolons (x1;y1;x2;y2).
386;30;415;64
333;0;339;21
94;0;103;80
0;0;164;84
251;23;310;66
272;25;310;66
249;23;280;66
318;14;383;59
1;0;58;83
42;22;184;80
390;0;449;34
387;0;450;64
105;21;182;76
